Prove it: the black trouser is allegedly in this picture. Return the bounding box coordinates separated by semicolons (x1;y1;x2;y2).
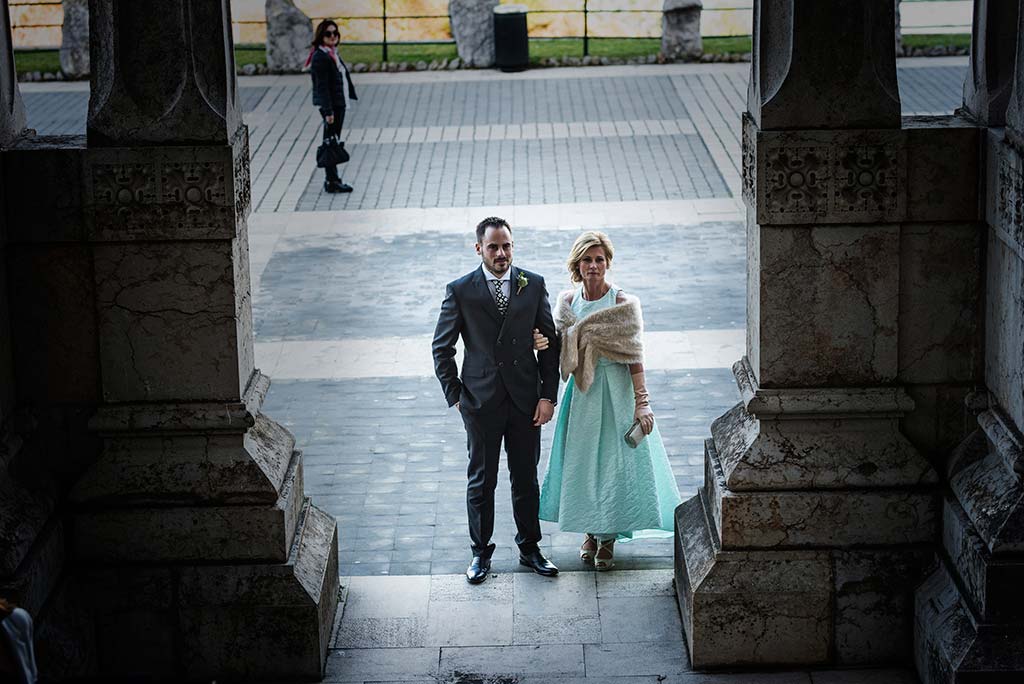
461;397;543;559
320;107;345;183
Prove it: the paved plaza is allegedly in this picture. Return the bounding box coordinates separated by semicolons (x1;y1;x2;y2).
21;57;965;681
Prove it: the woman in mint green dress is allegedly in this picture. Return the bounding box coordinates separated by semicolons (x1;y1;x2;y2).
538;231;682;570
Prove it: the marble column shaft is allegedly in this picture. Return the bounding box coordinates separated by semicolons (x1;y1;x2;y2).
676;0;984;669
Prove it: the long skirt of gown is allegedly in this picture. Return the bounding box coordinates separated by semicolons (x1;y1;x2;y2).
538;359;682;541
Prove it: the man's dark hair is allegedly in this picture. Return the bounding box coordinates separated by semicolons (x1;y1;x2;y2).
475;216;511;243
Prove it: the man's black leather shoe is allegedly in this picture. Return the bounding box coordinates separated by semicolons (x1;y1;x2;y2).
466;555;491;584
519;549;558;576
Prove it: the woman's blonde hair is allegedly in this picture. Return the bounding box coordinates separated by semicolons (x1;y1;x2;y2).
567;231;614;283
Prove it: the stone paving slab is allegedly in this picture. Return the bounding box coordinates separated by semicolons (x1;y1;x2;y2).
294;134;729;211
261;369;737;576
321;570;917;683
253;222;746;340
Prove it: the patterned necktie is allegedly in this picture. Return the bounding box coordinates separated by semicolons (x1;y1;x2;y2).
492;279;508;317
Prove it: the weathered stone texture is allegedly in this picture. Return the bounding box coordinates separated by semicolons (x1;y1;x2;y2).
88;0;240;146
449;0;500;68
748;0;899;130
661;0;702;62
265;0;312;73
177;502;339;681
675;495;832;668
59;0;89;78
960;1;1019;126
755;224;900;387
898;223;984;385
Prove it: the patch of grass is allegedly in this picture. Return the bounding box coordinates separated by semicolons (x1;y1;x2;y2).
902;33;970;50
14;46;269;75
13;49;58;74
235;46;267;66
703;36;752;55
341;37;753;65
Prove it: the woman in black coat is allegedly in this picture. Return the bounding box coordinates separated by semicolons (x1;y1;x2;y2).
306;20;358;193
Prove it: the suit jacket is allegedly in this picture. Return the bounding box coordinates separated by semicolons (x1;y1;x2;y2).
433;265;560;415
310;49;358;114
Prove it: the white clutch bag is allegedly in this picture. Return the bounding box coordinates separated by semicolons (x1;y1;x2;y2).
623;419;646;448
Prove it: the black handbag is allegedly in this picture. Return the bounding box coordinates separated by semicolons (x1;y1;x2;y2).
316;135;350;168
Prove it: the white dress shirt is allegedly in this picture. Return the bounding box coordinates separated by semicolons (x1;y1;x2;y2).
483;265;511;303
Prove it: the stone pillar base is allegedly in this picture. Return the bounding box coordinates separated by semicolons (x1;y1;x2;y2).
81;500;339;681
915;560;1024;683
675;468;933;668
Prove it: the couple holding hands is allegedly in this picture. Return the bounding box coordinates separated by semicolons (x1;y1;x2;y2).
432;217;682;584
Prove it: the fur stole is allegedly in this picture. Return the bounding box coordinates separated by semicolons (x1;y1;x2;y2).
554;289;644;393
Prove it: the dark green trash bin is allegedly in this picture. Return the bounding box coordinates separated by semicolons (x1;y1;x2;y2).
493;4;528;72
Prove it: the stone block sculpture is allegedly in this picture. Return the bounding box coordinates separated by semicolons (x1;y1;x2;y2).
661;0;702;62
266;0;313;73
450;0;500;68
59;0;89;78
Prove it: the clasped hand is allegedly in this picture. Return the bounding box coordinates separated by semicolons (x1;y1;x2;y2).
634;404;655;435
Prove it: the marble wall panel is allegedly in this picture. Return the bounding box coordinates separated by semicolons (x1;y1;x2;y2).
7;243;98;403
898;223;984;385
81;566;177;677
3;139;86;243
901;383;974;466
985;230;1024;431
755;224;900;388
92;242;244;403
834;548;933;665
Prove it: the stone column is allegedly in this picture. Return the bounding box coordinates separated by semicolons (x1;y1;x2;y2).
265;0;313;74
59;0;89;78
960;0;1020;126
677;0;985;668
914;3;1024;681
68;1;338;679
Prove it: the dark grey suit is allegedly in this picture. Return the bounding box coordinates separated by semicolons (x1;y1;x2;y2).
432;265;560;558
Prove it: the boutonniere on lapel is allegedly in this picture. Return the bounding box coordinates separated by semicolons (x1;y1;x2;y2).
516;272;529;295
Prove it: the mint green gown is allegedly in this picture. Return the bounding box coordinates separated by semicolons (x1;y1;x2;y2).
539;286;682;541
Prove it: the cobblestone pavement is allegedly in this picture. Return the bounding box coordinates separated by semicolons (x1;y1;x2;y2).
18;59;967;582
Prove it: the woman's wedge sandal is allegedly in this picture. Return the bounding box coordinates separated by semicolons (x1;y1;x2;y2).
580;534;597;564
595;539;615;571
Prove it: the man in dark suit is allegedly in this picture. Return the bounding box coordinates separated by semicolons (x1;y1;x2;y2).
433;217;561;584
